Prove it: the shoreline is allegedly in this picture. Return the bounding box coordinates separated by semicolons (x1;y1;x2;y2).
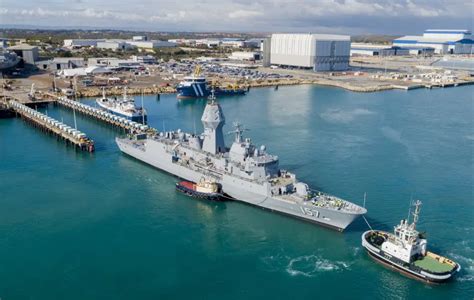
76;78;474;98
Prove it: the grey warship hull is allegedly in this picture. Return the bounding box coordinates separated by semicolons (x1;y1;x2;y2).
116;137;364;231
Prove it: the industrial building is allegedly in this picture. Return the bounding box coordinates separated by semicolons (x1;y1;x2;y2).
64;39;105;49
267;33;350;71
86;57;140;68
131;55;157;64
7;44;39;65
57;65;111;78
96;41;136;51
127;40;176;49
195;39;220;48
64;38;175;50
393;29;473;54
350;44;410;56
244;38;264;48
36;57;85;71
229;51;261;61
404;47;436;56
133;36;148;41
221;38;245;48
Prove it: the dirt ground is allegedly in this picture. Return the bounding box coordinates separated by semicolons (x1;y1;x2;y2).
4;55;473;98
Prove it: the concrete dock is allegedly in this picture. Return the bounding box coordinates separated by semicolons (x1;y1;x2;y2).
9;100;95;152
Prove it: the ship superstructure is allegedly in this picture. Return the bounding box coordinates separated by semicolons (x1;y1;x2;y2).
116;93;366;231
362;200;460;283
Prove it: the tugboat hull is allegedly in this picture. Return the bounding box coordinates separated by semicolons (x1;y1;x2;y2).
177;84;246;99
175;181;223;201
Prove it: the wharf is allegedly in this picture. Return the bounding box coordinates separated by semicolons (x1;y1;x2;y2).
3;88;56;106
9;100;95;152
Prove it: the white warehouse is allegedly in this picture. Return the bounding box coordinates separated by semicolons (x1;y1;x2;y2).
269;33;351;71
393;29;473;54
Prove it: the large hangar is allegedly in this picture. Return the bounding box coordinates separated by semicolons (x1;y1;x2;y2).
393;29;473;54
269;33;350;71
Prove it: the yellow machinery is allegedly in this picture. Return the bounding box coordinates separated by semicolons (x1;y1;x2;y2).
193;65;202;77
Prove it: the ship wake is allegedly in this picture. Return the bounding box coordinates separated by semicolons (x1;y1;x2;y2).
285;255;351;277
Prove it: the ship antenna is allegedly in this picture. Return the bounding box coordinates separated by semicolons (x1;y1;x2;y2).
141;89;145;125
412;200;422;229
407;194;413;223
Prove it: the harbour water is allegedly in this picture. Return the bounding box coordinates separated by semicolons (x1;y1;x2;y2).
0;85;473;299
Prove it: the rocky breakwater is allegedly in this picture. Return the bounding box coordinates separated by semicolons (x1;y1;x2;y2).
78;86;177;98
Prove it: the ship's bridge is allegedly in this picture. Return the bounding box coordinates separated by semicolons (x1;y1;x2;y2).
183;76;206;82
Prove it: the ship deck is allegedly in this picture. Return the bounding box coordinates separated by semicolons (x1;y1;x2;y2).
413;253;456;273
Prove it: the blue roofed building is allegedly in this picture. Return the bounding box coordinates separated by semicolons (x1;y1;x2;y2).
393;29;473;54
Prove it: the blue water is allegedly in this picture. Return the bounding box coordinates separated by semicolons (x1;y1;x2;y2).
0;85;473;299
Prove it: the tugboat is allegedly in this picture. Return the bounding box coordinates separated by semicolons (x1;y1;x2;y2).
362;200;461;283
176;177;223;201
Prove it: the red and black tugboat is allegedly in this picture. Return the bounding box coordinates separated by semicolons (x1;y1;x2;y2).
176;177;223;201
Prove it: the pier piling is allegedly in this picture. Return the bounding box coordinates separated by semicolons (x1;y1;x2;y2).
9;100;95;152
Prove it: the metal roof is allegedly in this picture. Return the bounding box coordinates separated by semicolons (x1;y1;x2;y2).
425;29;471;34
8;44;38;51
272;33;350;41
394;35;474;45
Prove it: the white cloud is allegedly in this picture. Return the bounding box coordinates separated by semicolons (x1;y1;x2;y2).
228;10;263;19
406;0;441;17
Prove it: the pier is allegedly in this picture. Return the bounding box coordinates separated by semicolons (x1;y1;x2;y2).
9;100;95;152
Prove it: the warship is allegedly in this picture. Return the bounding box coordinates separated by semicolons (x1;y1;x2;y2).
362;200;461;283
116;93;366;231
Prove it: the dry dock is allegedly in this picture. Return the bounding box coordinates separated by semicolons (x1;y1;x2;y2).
9;100;95;152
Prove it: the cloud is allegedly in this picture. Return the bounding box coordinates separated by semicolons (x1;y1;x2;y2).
229;10;263;19
0;0;472;33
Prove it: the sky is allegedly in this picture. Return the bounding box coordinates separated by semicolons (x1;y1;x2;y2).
0;0;472;34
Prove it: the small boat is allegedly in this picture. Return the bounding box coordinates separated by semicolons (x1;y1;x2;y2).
176;178;222;201
362;200;461;283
